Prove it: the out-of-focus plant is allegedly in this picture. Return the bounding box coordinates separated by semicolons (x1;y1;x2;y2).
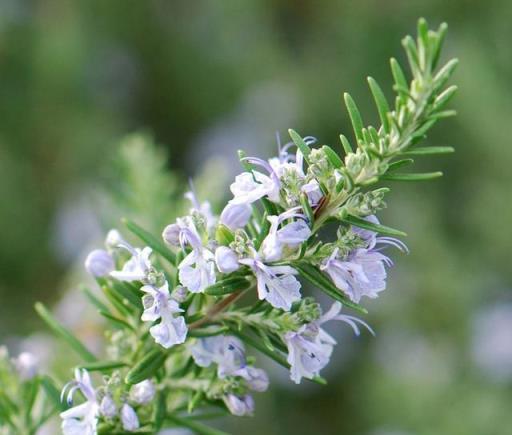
0;19;457;435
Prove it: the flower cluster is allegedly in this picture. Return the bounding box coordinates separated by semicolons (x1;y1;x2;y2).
31;19;456;434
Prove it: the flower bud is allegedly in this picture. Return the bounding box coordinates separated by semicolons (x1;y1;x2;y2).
129;380;156;405
13;352;38;380
220;202;252;230
171;286;188;303
224;394;254;416
100;394;117;418
105;229;124;250
162;223;181;246
244;367;269;392
121;403;139;432
85;249;114;277
215;246;240;273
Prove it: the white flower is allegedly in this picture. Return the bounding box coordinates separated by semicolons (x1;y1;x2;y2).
240;257;301;311
141;282;188;348
223;394;255;416
260;208;311;262
219;202;252;230
84;249;115;278
215;246;240;273
178;248;216;293
60;369;99;435
130;380;156;405
110;246;153;282
285;302;373;383
229;171;280;205
99;395;117;418
121;403;139;432
13;352;38;380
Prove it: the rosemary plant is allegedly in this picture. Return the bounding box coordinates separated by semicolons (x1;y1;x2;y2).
0;18;457;435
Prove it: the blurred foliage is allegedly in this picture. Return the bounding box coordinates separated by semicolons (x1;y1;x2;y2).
1;0;511;434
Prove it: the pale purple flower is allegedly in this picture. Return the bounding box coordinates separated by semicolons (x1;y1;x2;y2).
162;217;202;250
178;247;216;293
130;380;156;405
260;208;311;262
121;403;139;432
141;282;187;348
229;170;280;205
239;255;301;311
285;302;373;383
13;352;38;380
99;395;117;418
110;246;153;282
223;394;255;416
84;249;114;278
321;216;407;303
215;246;240;273
190;335;247;378
321;247;389;303
60;369;99;435
219;202;252;230
242;366;269;392
301;179;323;206
190;335;270;392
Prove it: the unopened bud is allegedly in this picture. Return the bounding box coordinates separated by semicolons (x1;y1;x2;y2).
85;249;114;277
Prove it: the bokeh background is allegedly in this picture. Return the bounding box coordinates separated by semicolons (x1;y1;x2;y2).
1;1;511;434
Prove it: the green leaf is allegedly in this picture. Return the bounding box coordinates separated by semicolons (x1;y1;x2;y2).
82;286;111;313
255;212;270;250
390;58;408;103
401;146;454;156
166;414;230;435
110;280;142;309
431;22;448;69
342;214;407;237
125;348;167;385
123;218;176;264
433;85;458;110
204;277;251;296
288;129;311;160
35;302;97;362
40;375;66;411
367;77;390;133
339;134;353;155
78;360;127;372
215;224;235;246
402;35;420;75
321;145;343;168
294;262;368;314
343;93;364;143
433;58;459;91
98;310;135;331
238;149;253;171
153;389;167;432
188;326;230;338
387;158;414;172
382;171;443;181
300;192;315;225
102;285;133;317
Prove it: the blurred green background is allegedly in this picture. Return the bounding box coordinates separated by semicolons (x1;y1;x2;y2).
1;1;511;434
